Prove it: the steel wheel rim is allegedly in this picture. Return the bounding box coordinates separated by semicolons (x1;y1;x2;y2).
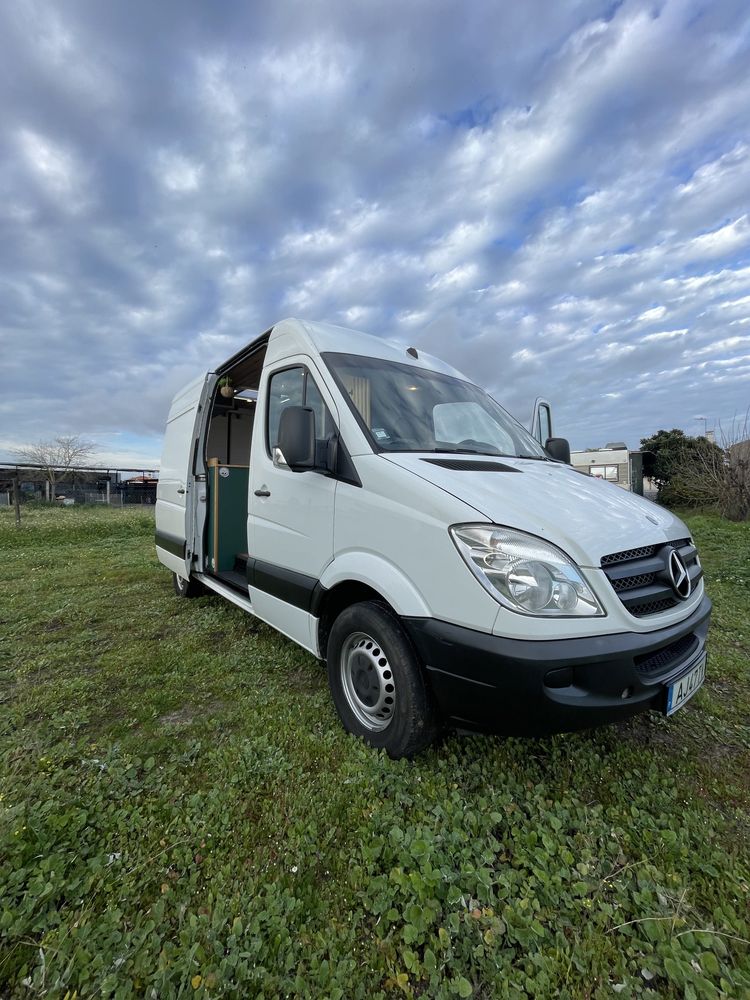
340;631;396;732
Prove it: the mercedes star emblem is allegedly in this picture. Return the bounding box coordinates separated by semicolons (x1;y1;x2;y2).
668;549;691;600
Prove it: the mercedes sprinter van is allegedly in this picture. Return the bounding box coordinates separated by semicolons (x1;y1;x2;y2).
156;319;711;757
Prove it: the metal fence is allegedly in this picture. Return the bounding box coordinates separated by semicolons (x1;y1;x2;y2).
1;491;157;511
0;463;158;508
34;485;156;507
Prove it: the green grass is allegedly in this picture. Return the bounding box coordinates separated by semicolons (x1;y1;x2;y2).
1;505;748;998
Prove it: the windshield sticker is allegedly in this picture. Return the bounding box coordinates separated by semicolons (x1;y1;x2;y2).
372;428;390;440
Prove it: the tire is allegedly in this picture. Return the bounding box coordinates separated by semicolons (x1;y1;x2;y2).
172;571;203;598
327;601;438;758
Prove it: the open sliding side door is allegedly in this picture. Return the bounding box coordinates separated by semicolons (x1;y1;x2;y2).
155;373;217;578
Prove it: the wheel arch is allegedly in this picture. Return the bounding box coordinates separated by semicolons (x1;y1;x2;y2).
316;581;389;661
315;553;431;660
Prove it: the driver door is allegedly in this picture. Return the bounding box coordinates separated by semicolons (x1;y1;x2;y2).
248;359;339;650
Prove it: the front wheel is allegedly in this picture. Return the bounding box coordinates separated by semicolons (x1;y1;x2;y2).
172;572;203;598
327;601;438;758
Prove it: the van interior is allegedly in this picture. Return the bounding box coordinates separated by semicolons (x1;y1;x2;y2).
201;340;268;591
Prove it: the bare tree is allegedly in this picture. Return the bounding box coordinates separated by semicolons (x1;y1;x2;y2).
666;411;750;521
12;435;98;501
722;412;750;521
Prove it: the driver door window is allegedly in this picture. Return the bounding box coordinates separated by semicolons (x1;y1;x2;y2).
266;366;334;454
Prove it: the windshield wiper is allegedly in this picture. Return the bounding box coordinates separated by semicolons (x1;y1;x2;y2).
428;447;485;455
431;448;549;460
387;447;549;460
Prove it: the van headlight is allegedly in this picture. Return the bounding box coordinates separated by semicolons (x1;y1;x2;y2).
450;525;605;617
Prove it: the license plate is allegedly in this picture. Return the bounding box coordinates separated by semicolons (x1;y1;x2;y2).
665;654;706;716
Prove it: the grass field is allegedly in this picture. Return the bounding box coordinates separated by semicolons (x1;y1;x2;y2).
1;505;749;998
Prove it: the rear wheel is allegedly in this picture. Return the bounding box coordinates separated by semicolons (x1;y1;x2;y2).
172;572;203;598
327;601;438;758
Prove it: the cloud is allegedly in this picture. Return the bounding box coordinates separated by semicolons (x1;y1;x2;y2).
1;0;749;464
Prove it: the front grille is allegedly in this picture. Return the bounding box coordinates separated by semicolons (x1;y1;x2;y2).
601;545;657;566
611;572;655;593
635;634;699;675
601;537;703;618
629;597;678;617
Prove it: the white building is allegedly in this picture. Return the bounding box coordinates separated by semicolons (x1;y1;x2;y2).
570;443;633;491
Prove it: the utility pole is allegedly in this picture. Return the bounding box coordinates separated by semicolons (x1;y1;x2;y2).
12;470;21;526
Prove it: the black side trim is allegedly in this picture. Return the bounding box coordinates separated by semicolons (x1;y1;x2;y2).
310;580;328;618
421;458;522;472
155;530;186;559
336;438;362;487
246;558;319;612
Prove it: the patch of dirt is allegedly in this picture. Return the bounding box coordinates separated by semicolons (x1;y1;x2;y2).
617;712;683;752
286;667;325;693
44;618;65;632
159;706;197;727
159;700;229;728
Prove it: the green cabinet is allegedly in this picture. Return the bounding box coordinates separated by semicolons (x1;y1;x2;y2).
207;461;250;573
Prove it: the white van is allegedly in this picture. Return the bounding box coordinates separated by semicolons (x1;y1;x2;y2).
156;319;711;757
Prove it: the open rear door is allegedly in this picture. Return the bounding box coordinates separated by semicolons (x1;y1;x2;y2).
155;374;217;578
529;397;553;448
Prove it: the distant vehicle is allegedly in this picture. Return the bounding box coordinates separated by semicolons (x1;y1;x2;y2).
156;319;711;757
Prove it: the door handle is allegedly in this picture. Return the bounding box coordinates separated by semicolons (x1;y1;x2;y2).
254;489;271;498
177;488;186;494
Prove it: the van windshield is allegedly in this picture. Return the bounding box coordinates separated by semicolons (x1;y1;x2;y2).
323;352;548;459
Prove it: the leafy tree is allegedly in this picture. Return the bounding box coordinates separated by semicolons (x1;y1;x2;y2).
641;426;750;520
640;429;722;494
12;435;98;501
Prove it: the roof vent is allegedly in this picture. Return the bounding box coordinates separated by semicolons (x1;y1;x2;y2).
406;346;419;359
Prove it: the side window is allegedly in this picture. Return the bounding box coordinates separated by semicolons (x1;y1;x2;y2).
267;368;305;449
266;366;335;453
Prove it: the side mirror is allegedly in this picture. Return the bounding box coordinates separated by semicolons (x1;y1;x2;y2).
545;437;571;464
277;406;315;470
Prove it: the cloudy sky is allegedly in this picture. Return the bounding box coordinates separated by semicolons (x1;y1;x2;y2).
1;0;749;467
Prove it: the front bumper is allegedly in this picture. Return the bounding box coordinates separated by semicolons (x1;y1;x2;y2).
403;596;712;736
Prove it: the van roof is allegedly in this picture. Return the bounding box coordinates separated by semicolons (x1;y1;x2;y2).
264;317;470;381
